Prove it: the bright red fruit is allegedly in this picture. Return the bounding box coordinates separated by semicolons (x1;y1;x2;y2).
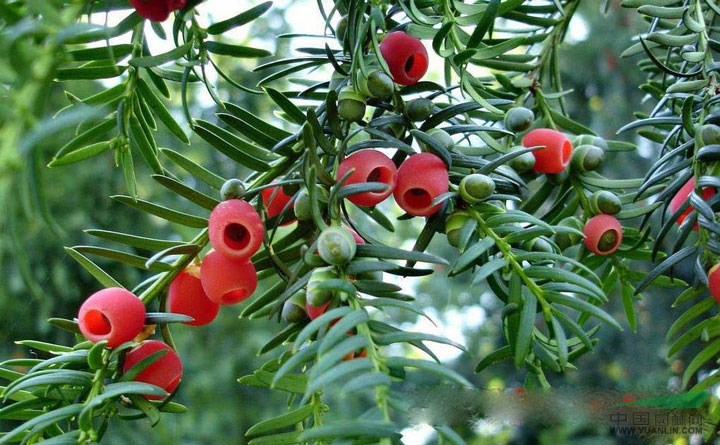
336;150;397;207
522;129;573;174
379;31;429;86
261;184;296;225
306;301;330;320
78;288;146;348
129;0;186;22
394;153;449;217
200;250;258;305
208;199;264;260
583;214;623;256
709;264;720;303
166;267;219;326
122;340;183;400
669;178;716;230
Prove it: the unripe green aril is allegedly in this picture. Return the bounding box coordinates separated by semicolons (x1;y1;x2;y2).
508;146;536;173
337;87;366;122
281;291;308;323
571;144;605;172
554;216;583;250
459;174;495;204
307;267;339;306
573;134;608;151
365;70;394;101
589;190;622;215
317;226;357;266
220;179;246;200
522;237;553;253
405;98;434;122
421;128;454;150
701;124;720;145
293;188;328;221
336;16;348;43
445;210;471;247
546;168;569;185
503;107;534;133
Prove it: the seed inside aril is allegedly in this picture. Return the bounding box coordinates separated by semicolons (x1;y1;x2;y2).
224;223;250;251
597;230;618;252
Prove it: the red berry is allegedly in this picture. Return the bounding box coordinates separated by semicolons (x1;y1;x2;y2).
393;153;448;217
122;340;183;400
522;129;573;174
78;288;146;348
261;184;296;225
200;250;258;305
166;268;219;326
306;301;330;320
379;31;429;86
709;264;720;303
129;0;183;22
669;178;716;230
336;150;398;207
208;199;264;260
583;214;623;255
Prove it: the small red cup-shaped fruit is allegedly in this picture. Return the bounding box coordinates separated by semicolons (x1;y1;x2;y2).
522;128;573;174
208;199;264;261
336;150;397;207
394;153;449;217
78;287;146;348
379;31;429;86
166;267;219;326
200;250;258;305
130;0;183;22
670;178;717;229
261;184;296;225
583;214;623;256
708;263;720;303
122;340;183;400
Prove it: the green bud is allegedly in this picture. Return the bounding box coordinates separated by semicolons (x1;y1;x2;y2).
307;266;338;306
336;16;348;43
554;216;583;250
546;168;569;185
503;107;534;132
573;134;608;151
220;179;246;200
422;128;454;150
589;190;622;215
522;237;553;253
317;226;357;266
293;188;328;221
508;146;536;173
571;144;605;172
365;70;394;101
460;174;495;204
445;210;471;247
338;87;366;122
281;291;308;323
702;124;720;145
405;98;434;122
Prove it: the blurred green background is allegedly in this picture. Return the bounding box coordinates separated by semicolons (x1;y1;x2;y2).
0;2;697;444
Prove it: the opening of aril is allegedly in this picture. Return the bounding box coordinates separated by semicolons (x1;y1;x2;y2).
221;288;248;304
597;229;619;252
366;167;392;194
561;140;572;165
224;223;251;252
406;52;428;78
404;188;433;210
84;310;112;335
